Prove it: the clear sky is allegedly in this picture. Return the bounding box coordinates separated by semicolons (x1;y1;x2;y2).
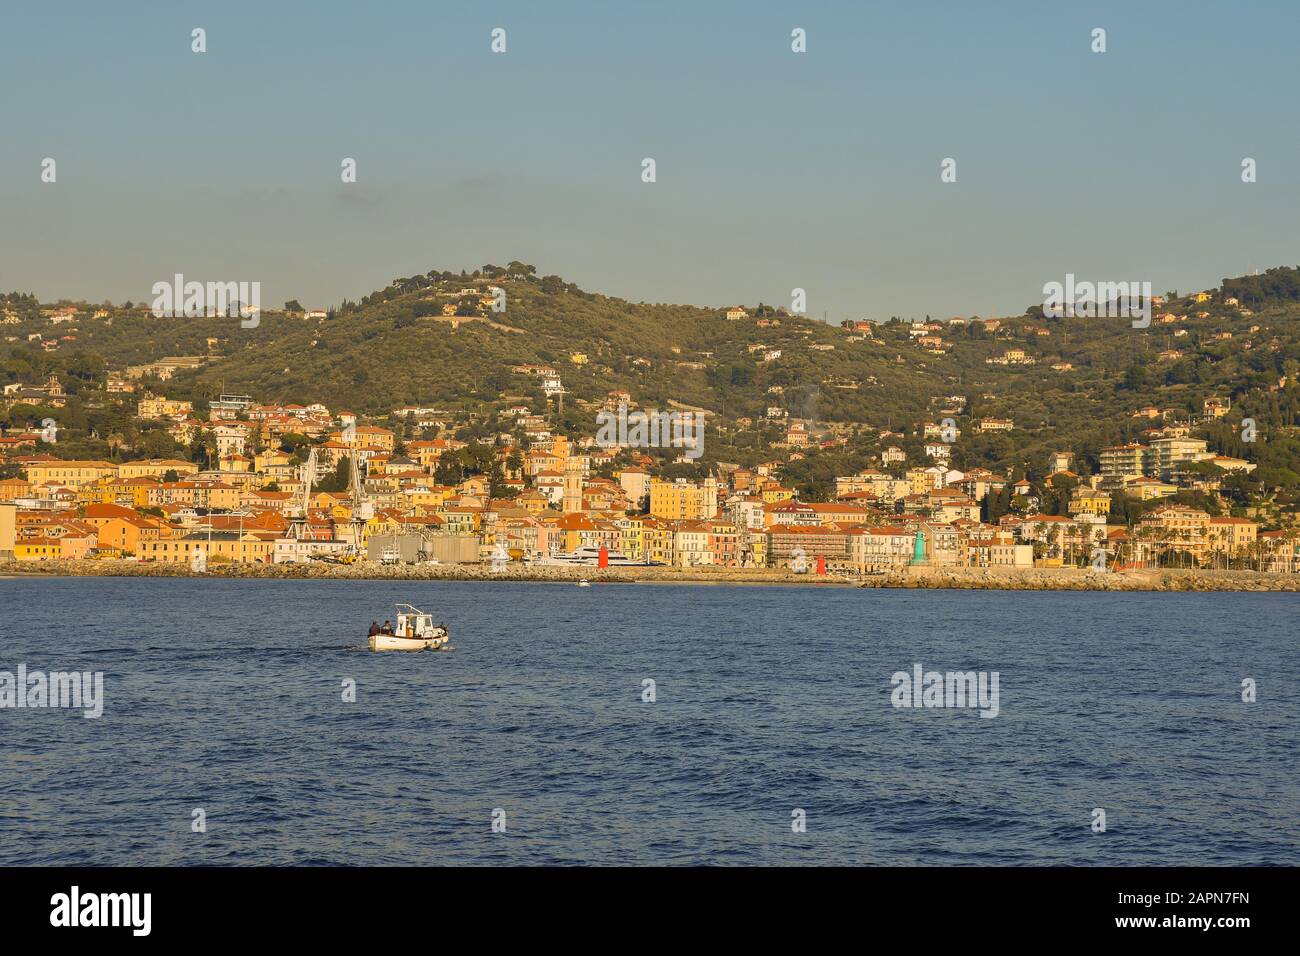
2;0;1298;321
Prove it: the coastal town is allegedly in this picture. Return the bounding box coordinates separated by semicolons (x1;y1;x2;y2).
3;259;1299;581
1;365;1297;578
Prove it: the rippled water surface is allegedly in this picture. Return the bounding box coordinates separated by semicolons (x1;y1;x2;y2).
1;577;1296;865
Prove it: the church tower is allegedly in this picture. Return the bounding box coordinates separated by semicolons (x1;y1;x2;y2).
563;456;584;513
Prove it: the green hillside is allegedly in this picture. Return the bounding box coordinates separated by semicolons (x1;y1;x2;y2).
4;264;1300;505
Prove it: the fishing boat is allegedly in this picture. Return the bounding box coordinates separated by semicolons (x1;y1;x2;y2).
368;604;451;652
577;579;591;587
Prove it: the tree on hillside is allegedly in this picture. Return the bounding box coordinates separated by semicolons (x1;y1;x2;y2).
316;456;351;493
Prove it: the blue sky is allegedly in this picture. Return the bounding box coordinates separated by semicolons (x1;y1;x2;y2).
2;0;1298;320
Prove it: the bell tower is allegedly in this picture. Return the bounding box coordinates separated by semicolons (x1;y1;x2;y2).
563;456;584;513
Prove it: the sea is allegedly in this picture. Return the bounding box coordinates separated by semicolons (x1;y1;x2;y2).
0;576;1296;865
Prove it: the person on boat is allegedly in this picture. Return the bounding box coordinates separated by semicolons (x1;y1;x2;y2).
368;621;381;637
381;620;393;635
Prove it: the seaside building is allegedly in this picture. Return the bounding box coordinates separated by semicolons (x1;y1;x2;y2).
649;477;718;521
1100;444;1147;489
1146;437;1210;481
0;502;15;559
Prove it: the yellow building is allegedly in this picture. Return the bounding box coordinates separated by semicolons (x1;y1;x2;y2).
332;425;396;454
196;482;241;511
96;515;170;555
1123;476;1178;500
86;477;160;508
309;491;351;513
1136;505;1210;564
400;485;455;511
406;439;461;470
1147;437;1209;480
25;460;118;487
0;477;33;502
14;537;64;561
0;501;15;558
1100;444;1147;489
759;483;795;505
1208;516;1258;556
218;454;253;473
618;515;646;561
515;490;549;514
150;480;241;510
640;517;674;564
135;397;193;420
906;468;937;495
437;507;480;534
365;511;401;539
139;532;275;564
835;472;881;498
1068;488;1112;517
649;477;718;520
253;449;294;475
118;459;200;480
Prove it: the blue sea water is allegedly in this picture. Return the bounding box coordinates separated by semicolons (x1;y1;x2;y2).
0;576;1296;866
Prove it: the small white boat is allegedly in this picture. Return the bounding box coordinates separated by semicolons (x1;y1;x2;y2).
368;604;451;652
577;578;591;587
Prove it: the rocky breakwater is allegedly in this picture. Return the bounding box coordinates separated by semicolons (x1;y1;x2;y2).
0;559;843;585
858;565;1300;592
1;560;1295;591
0;558;632;583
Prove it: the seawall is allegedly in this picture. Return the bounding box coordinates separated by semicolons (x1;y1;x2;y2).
2;559;1298;591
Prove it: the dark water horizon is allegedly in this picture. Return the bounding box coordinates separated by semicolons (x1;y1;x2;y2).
1;577;1296;865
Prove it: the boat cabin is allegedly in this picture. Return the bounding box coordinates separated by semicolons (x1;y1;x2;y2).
393;604;443;640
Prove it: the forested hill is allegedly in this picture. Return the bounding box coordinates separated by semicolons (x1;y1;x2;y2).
3;263;1300;492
